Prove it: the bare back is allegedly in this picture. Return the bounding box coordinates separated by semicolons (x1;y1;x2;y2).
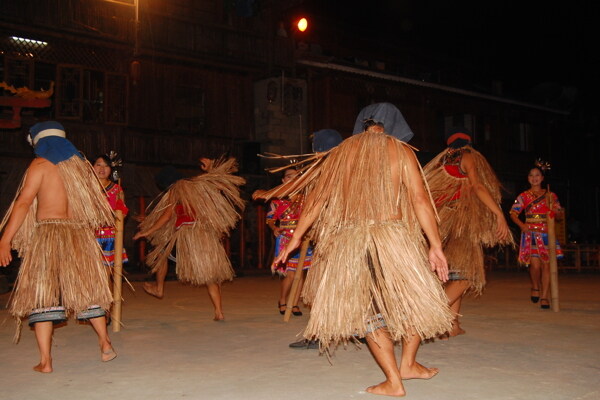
29;158;70;220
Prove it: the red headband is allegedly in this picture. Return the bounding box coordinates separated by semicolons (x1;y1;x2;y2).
446;132;471;145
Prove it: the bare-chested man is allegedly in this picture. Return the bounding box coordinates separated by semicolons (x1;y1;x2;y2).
264;119;454;397
0;121;115;373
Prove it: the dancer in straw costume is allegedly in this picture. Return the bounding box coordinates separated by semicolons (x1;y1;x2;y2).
0;121;116;373
423;127;512;337
256;119;453;397
134;157;245;321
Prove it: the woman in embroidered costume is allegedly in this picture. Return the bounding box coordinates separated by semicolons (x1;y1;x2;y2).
267;168;312;316
93;154;129;267
510;165;563;309
0;121;116;372
256;117;453;397
424;128;512;337
133;157;245;321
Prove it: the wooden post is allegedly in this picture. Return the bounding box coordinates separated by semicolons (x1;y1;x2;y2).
546;186;560;312
112;206;125;332
239;212;246;269
257;204;265;269
283;239;309;322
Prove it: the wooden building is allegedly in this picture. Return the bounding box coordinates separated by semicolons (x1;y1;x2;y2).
0;0;593;272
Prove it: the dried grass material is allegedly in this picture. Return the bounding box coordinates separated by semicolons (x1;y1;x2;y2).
141;157;245;283
1;156;114;257
305;221;453;346
258;131;453;348
423;147;515;294
9;220;113;319
174;226;234;285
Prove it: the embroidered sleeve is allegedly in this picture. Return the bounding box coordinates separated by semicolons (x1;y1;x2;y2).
510;194;524;215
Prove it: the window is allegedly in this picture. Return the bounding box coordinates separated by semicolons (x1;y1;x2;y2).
57;65;82;119
518;122;532;152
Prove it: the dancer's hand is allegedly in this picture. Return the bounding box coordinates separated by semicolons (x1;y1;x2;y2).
495;215;510;241
199;158;213;171
0;241;12;267
428;246;448;282
132;231;147;240
132;214;146;223
252;189;266;200
273;236;301;267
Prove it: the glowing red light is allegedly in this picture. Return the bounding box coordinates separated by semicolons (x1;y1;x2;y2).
297;18;308;32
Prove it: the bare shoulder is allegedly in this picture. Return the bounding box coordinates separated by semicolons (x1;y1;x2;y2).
460;150;475;169
29;157;53;171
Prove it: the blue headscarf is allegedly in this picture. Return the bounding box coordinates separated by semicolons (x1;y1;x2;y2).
352;102;414;142
29;121;82;165
312;129;343;152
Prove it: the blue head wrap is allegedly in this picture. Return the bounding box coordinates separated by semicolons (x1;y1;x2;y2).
29;121;82;165
312;129;343;152
352;102;414;142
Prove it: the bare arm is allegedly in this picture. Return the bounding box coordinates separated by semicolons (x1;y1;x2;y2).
265;201;281;237
402;146;448;281
0;161;44;266
132;205;175;240
461;152;509;241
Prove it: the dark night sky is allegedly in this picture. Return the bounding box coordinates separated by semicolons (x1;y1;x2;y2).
303;1;599;107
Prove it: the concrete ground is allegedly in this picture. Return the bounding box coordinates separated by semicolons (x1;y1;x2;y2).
0;270;599;400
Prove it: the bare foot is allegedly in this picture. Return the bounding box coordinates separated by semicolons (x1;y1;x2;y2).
439;321;466;340
143;282;163;299
448;325;466;337
101;343;117;362
33;360;53;373
213;312;225;322
400;362;439;380
366;380;406;397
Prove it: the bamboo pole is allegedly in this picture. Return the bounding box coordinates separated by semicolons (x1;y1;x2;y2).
257;204;265;269
112;185;125;331
283;239;309;322
239;212;246;269
546;186;560;312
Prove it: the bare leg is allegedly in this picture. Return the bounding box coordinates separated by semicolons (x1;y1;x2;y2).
445;280;469;306
207;283;224;321
89;316;116;362
442;280;469;338
291;270;305;311
448;296;466;336
144;260;167;299
365;328;405;397
539;259;551;307
529;257;542;292
400;330;439;380
279;270;294;313
33;321;53;373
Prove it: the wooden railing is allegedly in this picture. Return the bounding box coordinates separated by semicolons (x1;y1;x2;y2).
494;244;600;272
